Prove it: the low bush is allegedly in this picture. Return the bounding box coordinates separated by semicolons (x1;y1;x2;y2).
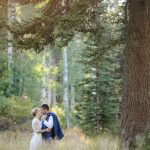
0;95;36;126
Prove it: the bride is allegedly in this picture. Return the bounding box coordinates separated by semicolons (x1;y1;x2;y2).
30;108;50;150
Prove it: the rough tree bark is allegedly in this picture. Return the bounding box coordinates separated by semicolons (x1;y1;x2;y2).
121;0;150;149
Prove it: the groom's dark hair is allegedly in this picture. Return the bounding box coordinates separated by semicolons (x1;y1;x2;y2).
40;104;49;111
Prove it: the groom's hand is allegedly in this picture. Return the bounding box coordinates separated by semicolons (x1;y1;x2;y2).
42;114;47;120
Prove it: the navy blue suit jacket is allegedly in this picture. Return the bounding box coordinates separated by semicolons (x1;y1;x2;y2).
47;112;64;140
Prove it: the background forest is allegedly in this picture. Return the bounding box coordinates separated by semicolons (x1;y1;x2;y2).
0;0;149;150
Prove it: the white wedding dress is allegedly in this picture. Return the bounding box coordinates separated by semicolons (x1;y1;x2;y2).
30;118;43;150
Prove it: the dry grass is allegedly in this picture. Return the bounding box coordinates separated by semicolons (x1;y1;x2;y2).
0;128;121;150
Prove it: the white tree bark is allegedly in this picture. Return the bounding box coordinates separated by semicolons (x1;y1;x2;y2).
41;47;47;103
42;45;57;106
47;45;57;107
63;46;70;129
62;0;65;7
7;0;15;71
61;0;69;128
52;88;56;106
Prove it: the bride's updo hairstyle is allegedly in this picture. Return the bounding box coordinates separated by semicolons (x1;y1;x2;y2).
31;108;38;117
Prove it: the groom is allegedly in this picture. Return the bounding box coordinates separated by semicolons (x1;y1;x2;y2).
40;104;64;142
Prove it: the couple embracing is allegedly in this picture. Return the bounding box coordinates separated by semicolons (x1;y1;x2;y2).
30;104;64;150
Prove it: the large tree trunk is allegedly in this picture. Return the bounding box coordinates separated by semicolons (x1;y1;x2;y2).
121;0;150;149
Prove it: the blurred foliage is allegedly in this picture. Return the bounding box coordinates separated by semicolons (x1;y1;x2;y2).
0;95;36;123
51;105;65;128
0;49;43;99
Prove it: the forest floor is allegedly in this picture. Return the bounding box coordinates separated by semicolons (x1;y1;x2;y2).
0;128;120;150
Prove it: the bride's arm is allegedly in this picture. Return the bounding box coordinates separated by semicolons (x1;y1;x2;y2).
33;119;51;133
38;128;52;133
32;119;51;133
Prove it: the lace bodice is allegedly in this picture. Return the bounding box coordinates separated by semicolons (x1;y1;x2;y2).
32;118;41;133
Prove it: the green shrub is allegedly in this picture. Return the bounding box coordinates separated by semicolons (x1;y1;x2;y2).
51;105;65;128
0;95;35;123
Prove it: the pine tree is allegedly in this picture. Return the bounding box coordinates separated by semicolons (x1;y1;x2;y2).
75;1;124;136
